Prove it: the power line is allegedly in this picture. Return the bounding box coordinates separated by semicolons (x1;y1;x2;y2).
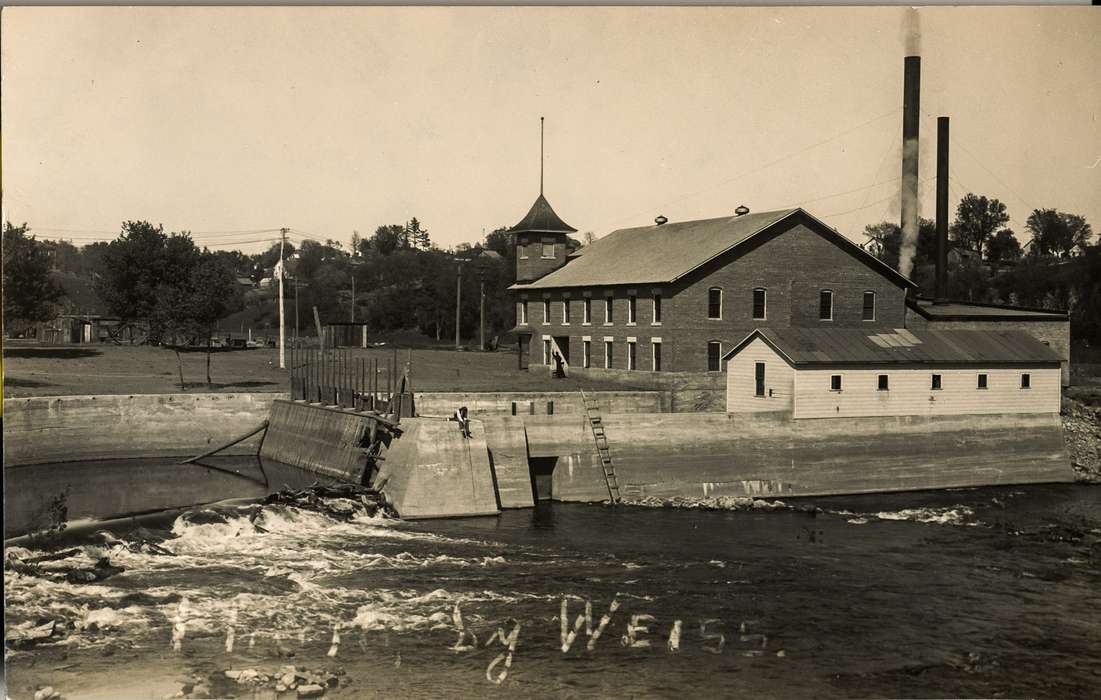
602;107;902;230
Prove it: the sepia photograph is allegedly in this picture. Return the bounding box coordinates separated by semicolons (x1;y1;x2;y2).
2;5;1100;699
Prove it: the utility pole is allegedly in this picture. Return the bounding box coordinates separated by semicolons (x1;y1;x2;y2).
294;276;300;341
350;275;356;323
278;227;288;369
455;261;463;350
479;273;486;352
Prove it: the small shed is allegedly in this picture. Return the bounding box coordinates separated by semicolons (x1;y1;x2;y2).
324;322;369;349
722;327;1063;419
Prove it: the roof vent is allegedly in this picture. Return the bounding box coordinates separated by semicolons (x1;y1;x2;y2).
654;215;668;226
735;205;750;217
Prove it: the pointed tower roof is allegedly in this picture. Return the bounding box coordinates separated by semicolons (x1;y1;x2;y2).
509;194;577;235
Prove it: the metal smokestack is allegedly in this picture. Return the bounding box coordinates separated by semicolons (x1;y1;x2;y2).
935;116;949;302
899;55;921;279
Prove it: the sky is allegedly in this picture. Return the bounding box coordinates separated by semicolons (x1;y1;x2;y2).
2;6;1099;253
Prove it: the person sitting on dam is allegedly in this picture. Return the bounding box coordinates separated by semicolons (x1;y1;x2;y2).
449;406;472;438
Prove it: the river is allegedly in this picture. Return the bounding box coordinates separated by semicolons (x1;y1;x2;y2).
4;456;1101;699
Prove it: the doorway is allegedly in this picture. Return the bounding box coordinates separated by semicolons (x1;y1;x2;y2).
529;456;558;501
518;334;530;370
554;334;572;363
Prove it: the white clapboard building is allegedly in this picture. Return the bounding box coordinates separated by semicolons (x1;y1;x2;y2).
722;328;1062;419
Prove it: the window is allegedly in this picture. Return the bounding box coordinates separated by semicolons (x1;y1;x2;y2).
583;340;591;368
819;290;834;321
1021;373;1031;389
519;301;528;325
753;288;767;320
652;340;662;372
562;300;571;325
542;299;551;323
605;297;614;324
878;374;889;391
583;298;592;324
652;294;662;324
541;242;555;259
628;340;637;370
604;340;614;369
518;243;528;259
543;339;551;365
628;295;637;324
707;341;722;372
755;362;766;397
830;375;842;392
862;291;876;321
977;373;988;390
931;374;942;390
708;288;723;320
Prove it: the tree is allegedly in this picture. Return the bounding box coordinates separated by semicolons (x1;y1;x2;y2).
485;227;512;257
95;221;170;336
863;222;901;270
406;218;431;250
183;253;242;385
1025;208;1093;258
950;193;1009;260
985;229;1022;268
3;222;64;331
370;225;404;256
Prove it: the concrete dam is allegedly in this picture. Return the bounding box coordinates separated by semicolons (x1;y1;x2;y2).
4;387;1073;522
257;393;1072;519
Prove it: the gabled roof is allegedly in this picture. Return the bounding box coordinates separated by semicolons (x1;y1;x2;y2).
723;327;1063;367
906;297;1068;322
510;208;914;291
509;194;577;235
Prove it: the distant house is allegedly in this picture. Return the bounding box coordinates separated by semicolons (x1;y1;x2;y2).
722;327;1061;418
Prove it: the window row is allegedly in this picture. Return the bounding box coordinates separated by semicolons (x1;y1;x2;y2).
520;295;662;326
705;288;877;322
826;372;1033;392
543;338;663;371
517;242;557;260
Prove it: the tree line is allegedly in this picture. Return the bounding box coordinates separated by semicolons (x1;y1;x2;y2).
860;193;1097;343
2;217;522;353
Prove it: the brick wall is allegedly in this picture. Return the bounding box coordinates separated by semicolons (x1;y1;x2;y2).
517;217;910;373
515;232;570;283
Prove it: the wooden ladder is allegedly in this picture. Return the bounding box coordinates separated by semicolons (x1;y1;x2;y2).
581;390;621;503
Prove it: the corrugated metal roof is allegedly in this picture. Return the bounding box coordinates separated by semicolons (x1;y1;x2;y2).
907;297;1068;321
726;328;1062;367
510;208;914;291
509;194;577;235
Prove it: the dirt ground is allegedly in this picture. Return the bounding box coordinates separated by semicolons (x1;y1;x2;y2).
1;342;640;398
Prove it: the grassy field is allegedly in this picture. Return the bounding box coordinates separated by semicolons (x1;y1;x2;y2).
2;342;641;398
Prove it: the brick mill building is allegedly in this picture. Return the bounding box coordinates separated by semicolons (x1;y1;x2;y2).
509;205;918;373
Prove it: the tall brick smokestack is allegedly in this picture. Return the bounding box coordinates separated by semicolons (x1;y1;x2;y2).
898;55;921;279
935;116;949;301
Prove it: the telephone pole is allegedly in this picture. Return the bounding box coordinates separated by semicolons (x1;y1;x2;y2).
278;227;287;369
455;261;463;350
479;273;486;351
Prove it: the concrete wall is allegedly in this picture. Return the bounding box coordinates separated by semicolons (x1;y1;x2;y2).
563;367;726;412
537;411;1072;502
3;393;284;466
794;366;1062;419
905;311;1071;386
415;390;667;416
374;418;499;518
